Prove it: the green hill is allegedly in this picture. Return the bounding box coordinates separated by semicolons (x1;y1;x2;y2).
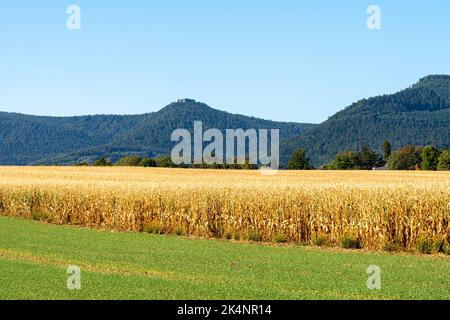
284;75;450;167
0;99;314;165
0;112;143;165
2;76;449;167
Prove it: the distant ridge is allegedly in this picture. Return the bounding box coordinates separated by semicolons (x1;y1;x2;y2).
1;75;449;167
0;99;314;165
283;75;450;166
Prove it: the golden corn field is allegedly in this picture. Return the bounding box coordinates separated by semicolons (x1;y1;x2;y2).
0;167;448;252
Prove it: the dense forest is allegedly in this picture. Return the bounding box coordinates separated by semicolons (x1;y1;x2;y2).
283;75;450;167
0;100;313;165
0;75;449;167
0;113;143;164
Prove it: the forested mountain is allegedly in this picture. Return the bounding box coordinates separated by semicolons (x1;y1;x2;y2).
1;75;449;167
0;112;143;164
110;99;312;156
0;99;314;165
283;75;450;167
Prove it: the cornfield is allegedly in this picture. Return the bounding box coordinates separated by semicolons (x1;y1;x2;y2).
0;167;448;252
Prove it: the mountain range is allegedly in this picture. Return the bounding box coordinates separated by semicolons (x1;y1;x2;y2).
1;75;449;167
0;99;313;166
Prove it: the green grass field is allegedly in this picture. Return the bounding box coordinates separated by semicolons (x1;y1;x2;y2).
0;216;448;300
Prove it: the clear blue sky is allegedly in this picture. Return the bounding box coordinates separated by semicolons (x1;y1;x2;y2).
0;1;449;123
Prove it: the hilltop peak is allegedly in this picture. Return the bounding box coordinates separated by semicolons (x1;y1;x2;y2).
176;98;197;104
412;74;450;103
158;99;212;114
416;74;450;83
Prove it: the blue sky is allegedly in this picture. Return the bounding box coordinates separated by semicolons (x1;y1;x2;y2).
0;1;449;123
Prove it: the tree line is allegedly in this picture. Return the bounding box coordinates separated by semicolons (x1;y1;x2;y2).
78;155;258;170
82;141;450;171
